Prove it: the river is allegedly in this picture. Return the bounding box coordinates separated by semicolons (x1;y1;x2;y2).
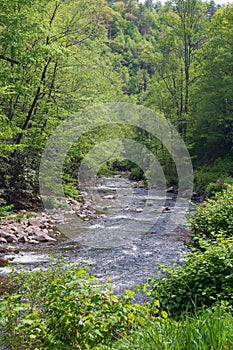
0;177;191;295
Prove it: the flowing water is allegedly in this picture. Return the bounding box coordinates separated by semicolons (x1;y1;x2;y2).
0;177;191;295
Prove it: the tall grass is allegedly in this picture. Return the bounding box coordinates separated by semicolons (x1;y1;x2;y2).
112;305;233;350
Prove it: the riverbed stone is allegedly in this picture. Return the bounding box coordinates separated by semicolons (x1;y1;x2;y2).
34;235;48;242
132;181;144;188
18;235;28;243
0;258;9;267
102;195;116;200
135;208;144;213
29;218;41;227
28;239;40;244
34;229;56;242
5;234;18;243
25;227;34;235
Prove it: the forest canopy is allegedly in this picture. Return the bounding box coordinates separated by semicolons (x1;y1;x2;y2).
0;0;232;208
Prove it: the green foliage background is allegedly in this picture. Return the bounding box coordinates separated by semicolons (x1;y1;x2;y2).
0;0;232;207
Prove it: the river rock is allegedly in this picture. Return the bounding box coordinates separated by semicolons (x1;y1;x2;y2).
0;247;19;254
144;231;158;235
0;258;9;267
34;230;56;242
5;234;18;243
25;227;34;235
132;181;144;188
28;239;40;244
18;235;28;243
102;195;116;200
162;206;171;212
135;208;144;213
29;218;41;227
35;235;48;242
166;186;174;193
166;186;178;194
51;214;61;221
10;226;19;232
78;213;87;219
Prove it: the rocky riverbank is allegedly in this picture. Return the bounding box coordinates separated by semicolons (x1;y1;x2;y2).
0;178;194;269
0;197;100;266
0;179;149;267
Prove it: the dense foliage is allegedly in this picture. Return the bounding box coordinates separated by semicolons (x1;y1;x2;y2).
0;0;232;207
0;263;163;349
189;185;233;245
150;242;233;315
149;184;233;316
1;184;233;348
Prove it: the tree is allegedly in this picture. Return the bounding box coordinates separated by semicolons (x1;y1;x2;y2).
191;4;233;163
146;0;207;140
0;0;125;207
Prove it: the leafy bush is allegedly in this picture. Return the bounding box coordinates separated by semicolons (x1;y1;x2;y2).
205;180;226;198
148;185;233;316
194;157;233;194
0;263;160;350
62;173;80;199
97;163;114;177
149;242;233;316
189;185;233;245
129;166;144;181
112;159;132;172
0;204;15;217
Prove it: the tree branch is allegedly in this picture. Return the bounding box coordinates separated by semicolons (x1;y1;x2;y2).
0;54;19;65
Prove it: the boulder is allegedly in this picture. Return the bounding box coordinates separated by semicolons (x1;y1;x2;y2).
166;186;175;193
5;234;18;243
132;181;144;188
29;218;41;227
34;230;56;242
0;258;9;267
18;235;28;243
102;195;116;200
28;239;40;244
166;186;178;194
162;206;171;212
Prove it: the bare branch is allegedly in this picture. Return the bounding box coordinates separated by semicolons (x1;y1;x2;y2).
0;54;19;65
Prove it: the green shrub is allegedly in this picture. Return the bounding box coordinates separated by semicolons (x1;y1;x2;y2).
0;263;160;350
194;157;233;194
129;166;144;181
149;242;233;316
0;204;15;217
189;185;233;245
62;173;80;199
112;159;132;172
205;180;226;198
97;162;114;177
63;182;80;199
